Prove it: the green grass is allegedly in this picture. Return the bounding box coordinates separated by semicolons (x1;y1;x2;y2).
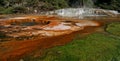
23;33;120;61
106;22;120;36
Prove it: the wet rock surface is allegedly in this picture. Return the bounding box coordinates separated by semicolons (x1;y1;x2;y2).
0;15;100;61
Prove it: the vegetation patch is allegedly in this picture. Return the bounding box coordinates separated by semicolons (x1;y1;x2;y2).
106;22;120;36
0;0;120;14
23;33;120;61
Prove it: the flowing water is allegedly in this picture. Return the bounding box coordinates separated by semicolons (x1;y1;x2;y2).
45;8;119;19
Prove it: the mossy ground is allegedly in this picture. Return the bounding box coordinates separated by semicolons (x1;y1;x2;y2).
106;22;120;36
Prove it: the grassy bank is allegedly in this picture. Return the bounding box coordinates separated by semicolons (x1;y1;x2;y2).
106;22;120;36
23;32;120;61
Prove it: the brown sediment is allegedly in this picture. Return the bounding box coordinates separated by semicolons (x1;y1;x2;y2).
0;31;75;61
0;15;101;61
0;26;100;61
